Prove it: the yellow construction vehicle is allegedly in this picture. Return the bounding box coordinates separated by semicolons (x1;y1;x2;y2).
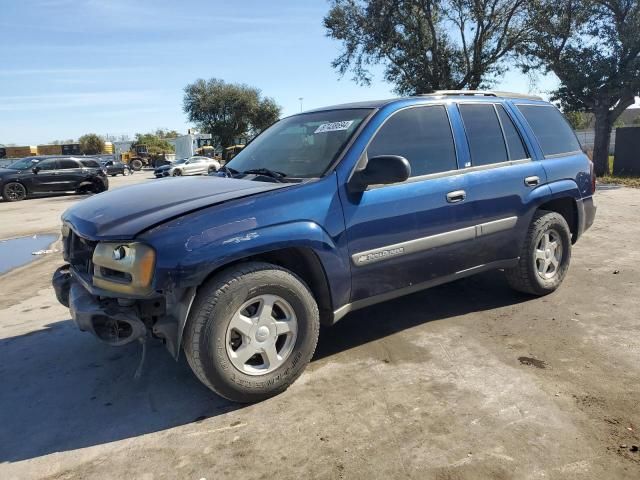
222;145;245;163
195;145;216;157
120;144;151;171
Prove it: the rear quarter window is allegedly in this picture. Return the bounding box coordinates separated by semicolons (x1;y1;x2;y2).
517;105;581;157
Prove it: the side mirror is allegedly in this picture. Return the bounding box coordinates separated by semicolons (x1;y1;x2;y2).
32;166;40;174
348;155;411;193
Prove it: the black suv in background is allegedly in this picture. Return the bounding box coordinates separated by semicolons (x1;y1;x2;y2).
0;156;109;202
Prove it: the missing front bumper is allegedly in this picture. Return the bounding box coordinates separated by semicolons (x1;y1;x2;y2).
51;264;196;357
52;264;147;346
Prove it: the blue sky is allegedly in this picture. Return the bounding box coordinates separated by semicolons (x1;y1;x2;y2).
0;0;559;145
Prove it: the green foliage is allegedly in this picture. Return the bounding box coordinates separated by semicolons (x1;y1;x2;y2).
521;0;640;175
132;131;175;156
153;129;180;139
183;78;282;148
324;0;530;95
78;134;105;155
564;111;591;130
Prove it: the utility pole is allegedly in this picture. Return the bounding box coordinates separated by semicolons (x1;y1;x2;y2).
298;97;303;112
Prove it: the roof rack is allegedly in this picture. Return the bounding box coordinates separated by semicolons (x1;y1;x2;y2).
420;90;543;101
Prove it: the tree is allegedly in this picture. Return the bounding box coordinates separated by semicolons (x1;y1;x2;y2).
183;78;282;148
521;0;640;175
564;111;591;130
78;134;105;155
154;129;180;139
324;0;531;95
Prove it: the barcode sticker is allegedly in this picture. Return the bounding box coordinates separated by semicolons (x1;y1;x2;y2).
314;121;354;134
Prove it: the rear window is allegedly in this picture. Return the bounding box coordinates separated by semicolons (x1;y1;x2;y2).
517;105;581;157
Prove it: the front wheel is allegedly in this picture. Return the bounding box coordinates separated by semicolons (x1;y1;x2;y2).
505;210;572;295
3;182;27;201
183;262;320;403
172;169;182;176
123;168;131;176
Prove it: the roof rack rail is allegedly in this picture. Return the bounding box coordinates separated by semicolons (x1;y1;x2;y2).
419;90;543;101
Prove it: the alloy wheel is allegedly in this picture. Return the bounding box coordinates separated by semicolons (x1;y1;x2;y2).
535;229;563;279
225;294;298;376
5;183;26;201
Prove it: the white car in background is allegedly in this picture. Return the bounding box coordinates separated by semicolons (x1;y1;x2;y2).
169;156;220;176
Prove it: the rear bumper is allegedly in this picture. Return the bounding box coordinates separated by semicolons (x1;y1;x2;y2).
576;196;597;241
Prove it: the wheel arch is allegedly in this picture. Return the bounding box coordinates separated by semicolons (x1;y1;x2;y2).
534;179;582;243
537;196;579;243
198;246;334;326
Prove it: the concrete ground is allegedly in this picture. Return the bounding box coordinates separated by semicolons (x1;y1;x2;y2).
0;181;639;480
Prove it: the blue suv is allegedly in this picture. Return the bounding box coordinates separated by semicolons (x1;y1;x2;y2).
52;91;596;402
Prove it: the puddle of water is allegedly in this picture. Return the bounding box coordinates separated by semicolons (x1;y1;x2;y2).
0;234;59;275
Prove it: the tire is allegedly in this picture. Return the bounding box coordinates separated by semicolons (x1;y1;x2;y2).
2;182;27;202
172;169;182;176
130;159;143;171
505;210;572;295
92;180;107;194
183;261;320;403
123;168;131;176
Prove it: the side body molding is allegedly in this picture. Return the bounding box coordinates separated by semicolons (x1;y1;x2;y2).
352;216;518;266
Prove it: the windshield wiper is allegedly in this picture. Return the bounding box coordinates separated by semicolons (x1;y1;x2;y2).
219;165;239;177
241;168;287;181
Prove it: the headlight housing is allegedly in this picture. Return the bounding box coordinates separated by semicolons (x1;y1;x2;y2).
92;242;156;295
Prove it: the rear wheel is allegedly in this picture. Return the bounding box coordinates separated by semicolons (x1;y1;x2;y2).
2;182;27;202
183;262;320;403
505;210;571;295
123;168;131;176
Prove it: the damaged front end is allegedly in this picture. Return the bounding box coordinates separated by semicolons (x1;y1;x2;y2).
52;226;195;358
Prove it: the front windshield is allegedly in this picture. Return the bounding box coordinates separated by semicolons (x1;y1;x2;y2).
173;158;188;165
8;157;41;170
226;108;371;178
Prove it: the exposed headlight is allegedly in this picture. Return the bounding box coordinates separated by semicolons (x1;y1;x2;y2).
92;242;156;295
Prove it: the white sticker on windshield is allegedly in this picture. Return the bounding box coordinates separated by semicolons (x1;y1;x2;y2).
314;120;354;134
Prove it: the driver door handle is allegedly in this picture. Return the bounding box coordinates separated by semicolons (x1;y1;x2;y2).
446;190;466;203
524;176;540;187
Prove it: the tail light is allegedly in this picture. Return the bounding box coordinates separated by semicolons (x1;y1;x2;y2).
589;159;596;193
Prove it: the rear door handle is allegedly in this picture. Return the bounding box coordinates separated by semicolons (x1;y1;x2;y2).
446;190;466;203
524;176;540;187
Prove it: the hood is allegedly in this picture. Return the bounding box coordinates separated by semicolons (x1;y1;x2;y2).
154;164;174;171
63;176;289;240
0;168;19;176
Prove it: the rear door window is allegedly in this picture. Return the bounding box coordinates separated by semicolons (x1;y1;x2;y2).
517;104;581;156
58;159;80;169
367;105;457;177
495;105;528;160
80;159;101;168
459;104;508;166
